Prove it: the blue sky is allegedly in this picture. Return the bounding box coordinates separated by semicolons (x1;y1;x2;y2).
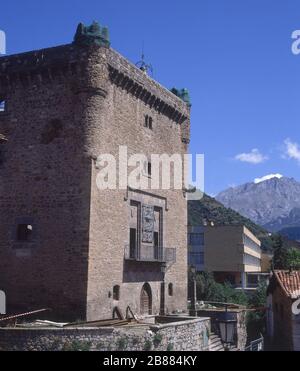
1;0;300;195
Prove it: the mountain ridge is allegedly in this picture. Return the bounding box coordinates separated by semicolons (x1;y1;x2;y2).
216;176;300;233
188;193;300;252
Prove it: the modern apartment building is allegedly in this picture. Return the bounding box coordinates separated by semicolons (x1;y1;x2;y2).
206;225;262;288
188;226;205;272
188;225;262;289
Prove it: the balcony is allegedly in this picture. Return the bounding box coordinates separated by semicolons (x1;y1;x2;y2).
124;244;176;263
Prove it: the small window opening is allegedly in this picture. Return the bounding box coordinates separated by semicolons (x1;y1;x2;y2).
144;115;153;130
129;228;137;259
154;232;159;260
0;100;5;112
17;224;33;242
168;283;174;297
148;162;152;177
113;285;120;301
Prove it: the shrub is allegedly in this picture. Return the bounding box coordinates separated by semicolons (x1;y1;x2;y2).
153;333;163;348
132;337;139;346
193;271;248;306
144;340;152;351
167;343;174;351
62;340;91;352
117;337;128;351
96;342;104;350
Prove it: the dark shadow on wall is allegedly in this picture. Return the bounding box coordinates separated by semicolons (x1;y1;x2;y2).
122;261;164;283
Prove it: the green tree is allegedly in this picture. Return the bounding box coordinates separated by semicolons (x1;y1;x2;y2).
194;272;248;306
247;282;267;341
272;233;300;270
285;248;300;270
272;234;287;269
249;281;267;308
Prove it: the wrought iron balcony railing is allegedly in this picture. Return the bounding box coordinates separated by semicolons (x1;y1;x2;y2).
124;244;176;263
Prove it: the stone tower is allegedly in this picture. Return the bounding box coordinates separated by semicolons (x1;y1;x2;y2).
0;23;190;321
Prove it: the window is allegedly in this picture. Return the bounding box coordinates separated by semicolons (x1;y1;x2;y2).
247;275;259;286
188;252;204;265
129;200;141;259
243;234;261;254
168;283;173;296
154;231;159;260
144;115;153;130
129;228;137;259
143;161;152;177
148;117;153;130
243;253;261;268
113;285;120;301
0;100;5;112
17;224;33;242
189;233;204;245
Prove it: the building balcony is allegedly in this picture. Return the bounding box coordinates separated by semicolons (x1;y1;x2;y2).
124;244;176;263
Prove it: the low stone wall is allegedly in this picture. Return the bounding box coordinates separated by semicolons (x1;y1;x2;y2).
0;317;210;351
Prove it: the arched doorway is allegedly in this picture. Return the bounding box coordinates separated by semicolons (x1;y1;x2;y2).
140;283;152;315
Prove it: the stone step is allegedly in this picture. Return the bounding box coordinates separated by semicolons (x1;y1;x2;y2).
210;336;222;343
210;345;225;351
210;342;224;348
209;332;225;351
228;347;239;351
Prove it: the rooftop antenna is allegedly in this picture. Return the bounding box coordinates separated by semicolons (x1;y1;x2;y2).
135;42;153;77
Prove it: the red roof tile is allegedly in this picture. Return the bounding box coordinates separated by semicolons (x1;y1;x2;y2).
274;270;300;299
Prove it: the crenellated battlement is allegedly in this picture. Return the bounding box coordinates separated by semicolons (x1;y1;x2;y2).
0;44;190;126
0;44;91;90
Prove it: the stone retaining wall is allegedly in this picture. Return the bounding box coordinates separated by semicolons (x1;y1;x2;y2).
0;317;210;351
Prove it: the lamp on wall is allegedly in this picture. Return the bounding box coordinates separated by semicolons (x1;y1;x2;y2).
190;266;197;316
218;305;237;350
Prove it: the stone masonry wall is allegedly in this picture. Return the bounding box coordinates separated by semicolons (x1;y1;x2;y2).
0;45;93;321
85;46;190;320
0;40;190;321
0;317;210;352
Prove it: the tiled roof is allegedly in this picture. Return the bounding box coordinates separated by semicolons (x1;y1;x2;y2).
274;270;300;299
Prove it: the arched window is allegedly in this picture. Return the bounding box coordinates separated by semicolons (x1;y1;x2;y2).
113;285;120;301
168;283;173;296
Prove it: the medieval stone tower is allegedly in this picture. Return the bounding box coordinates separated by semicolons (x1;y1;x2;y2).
0;22;190;321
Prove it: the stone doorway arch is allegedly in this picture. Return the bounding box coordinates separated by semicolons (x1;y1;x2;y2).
140;283;152;315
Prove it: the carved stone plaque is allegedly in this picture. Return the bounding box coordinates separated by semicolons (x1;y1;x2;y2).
142;205;154;243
